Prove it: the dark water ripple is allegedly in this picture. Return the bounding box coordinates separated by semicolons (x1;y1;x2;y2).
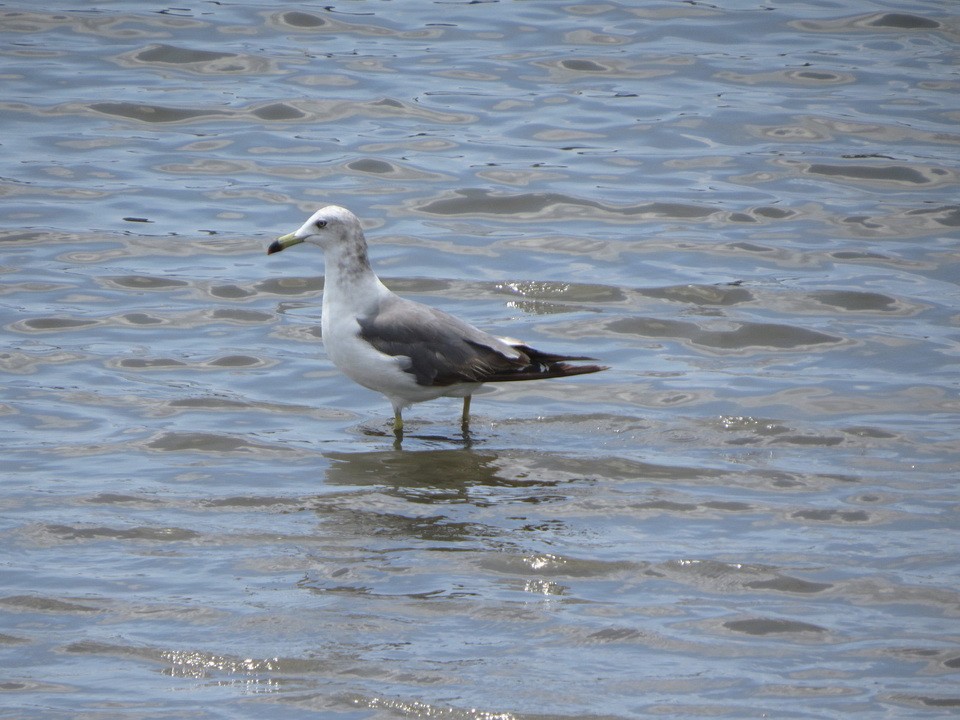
2;2;960;718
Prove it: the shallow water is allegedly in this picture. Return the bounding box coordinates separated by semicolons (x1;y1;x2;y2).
2;1;959;718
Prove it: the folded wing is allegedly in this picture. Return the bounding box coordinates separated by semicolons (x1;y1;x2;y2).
358;296;607;387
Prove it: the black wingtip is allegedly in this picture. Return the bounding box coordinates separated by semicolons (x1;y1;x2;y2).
478;362;609;383
266;240;283;255
549;363;609;377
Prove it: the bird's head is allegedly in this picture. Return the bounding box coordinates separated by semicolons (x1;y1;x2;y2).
267;205;361;255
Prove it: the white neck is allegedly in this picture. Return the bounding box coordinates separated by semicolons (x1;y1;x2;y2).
320;241;388;316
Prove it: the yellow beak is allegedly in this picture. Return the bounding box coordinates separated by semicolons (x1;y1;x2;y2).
267;232;304;255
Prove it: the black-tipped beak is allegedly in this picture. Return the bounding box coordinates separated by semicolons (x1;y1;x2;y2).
267;232;303;255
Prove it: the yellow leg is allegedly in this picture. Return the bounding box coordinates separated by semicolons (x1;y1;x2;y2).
393;409;404;435
461;395;471;427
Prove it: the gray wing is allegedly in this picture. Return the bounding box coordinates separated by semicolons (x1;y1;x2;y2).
357;295;528;387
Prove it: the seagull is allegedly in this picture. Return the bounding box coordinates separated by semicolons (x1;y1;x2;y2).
267;205;607;435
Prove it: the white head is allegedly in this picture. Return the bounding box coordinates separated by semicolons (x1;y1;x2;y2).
267;205;364;255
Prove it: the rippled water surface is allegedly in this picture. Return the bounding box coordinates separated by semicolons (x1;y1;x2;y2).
2;1;959;718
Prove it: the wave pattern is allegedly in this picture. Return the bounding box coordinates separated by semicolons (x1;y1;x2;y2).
2;2;959;718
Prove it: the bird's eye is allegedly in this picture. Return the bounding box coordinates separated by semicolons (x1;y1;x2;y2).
315;220;327;229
